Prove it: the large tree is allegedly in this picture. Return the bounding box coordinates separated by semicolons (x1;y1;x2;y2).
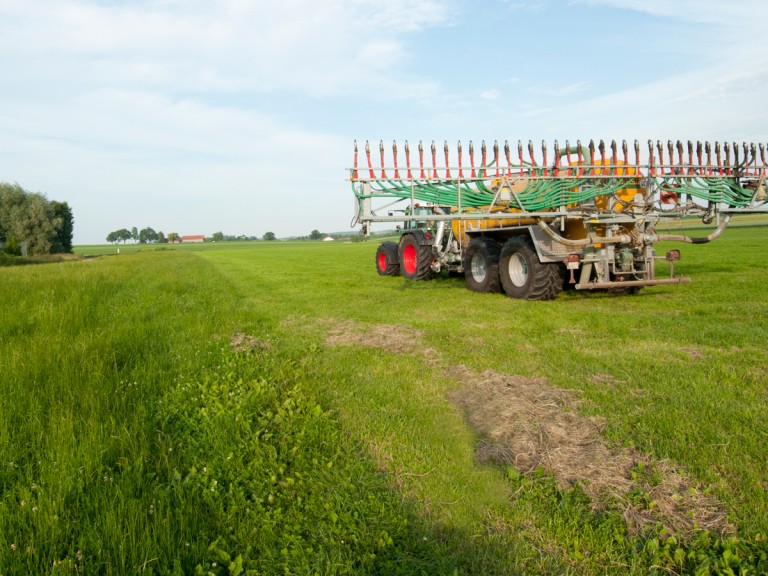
0;182;73;255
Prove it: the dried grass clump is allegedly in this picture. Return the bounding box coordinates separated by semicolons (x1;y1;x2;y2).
451;366;732;536
325;320;437;358
230;333;272;353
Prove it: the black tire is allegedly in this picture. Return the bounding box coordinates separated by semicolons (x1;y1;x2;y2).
375;242;400;276
499;236;564;300
399;235;434;280
463;237;501;293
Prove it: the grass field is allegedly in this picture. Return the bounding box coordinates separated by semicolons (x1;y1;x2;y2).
1;226;767;574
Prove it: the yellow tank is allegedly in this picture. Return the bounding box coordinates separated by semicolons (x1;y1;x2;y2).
450;177;538;246
593;159;643;212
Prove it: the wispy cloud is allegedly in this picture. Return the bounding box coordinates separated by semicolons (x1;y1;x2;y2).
573;0;760;24
540;81;590;98
480;89;503;101
0;0;454;97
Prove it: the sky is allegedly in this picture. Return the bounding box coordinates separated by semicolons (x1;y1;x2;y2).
1;0;767;244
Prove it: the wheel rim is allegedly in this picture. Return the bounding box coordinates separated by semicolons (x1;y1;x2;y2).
470;252;487;282
377;252;387;272
508;253;528;287
402;243;417;275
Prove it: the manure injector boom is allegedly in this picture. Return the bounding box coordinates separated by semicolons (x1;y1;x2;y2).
348;139;768;300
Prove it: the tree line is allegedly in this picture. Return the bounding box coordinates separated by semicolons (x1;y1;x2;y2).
104;227;365;245
0;182;74;255
106;227;169;244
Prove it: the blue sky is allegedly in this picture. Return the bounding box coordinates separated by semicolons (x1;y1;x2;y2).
1;0;766;244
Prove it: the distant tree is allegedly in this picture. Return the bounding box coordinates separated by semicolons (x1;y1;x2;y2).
139;227;158;244
309;229;323;240
50;201;74;253
263;231;276;241
212;231;224;242
113;228;132;243
167;232;179;243
131;226;139;243
157;231;166;243
106;228;126;244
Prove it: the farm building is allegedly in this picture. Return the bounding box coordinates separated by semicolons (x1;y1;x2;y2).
181;235;205;243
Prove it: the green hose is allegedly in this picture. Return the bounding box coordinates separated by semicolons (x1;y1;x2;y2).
353;171;754;212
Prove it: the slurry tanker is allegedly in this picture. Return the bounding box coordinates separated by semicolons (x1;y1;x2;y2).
348;139;767;300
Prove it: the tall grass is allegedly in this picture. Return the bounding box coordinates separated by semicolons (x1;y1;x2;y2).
0;252;232;572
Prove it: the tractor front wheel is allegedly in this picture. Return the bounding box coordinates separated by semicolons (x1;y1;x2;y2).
399;235;434;280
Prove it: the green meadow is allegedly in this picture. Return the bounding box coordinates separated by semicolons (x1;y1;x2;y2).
1;226;767;574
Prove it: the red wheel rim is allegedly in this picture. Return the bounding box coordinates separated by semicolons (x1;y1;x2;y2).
377;252;387;271
402;243;417;274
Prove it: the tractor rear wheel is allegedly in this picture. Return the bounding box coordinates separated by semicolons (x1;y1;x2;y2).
499;236;564;300
463;237;501;293
375;241;400;276
399;235;434;280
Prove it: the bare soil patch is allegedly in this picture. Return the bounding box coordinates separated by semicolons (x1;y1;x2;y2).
450;366;732;536
681;346;705;361
589;373;627;387
230;333;272;353
324;319;438;359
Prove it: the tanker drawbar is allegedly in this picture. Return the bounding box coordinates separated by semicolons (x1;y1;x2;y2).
349;139;768;300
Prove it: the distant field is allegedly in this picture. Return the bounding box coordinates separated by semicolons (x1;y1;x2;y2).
3;225;768;574
74;239;280;256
